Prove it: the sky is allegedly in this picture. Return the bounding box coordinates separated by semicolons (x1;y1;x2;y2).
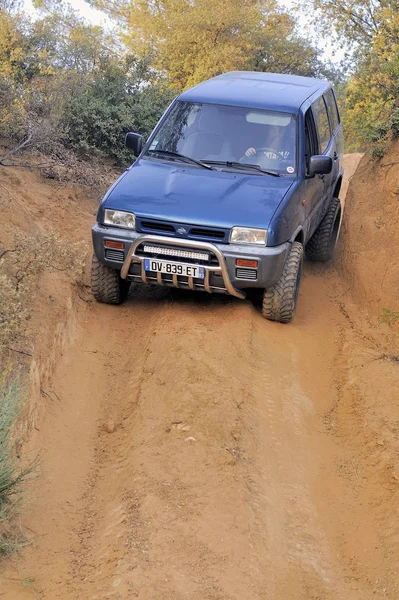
67;0;108;25
25;0;341;64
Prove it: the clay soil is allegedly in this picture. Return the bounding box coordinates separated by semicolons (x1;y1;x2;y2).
1;153;399;600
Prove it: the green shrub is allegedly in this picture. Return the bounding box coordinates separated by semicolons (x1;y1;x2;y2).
379;308;399;326
65;60;176;165
131;82;176;140
0;379;35;554
370;144;387;161
66;64;134;164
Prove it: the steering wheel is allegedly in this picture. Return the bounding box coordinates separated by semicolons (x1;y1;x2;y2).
240;147;286;163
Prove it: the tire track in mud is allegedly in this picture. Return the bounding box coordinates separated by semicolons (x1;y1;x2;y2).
65;298;270;600
244;297;349;600
20;289;355;600
2;280;373;600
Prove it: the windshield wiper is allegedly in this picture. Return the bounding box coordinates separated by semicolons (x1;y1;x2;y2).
146;149;215;170
206;160;281;177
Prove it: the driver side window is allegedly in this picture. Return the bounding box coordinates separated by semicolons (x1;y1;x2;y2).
304;109;318;174
312;96;331;154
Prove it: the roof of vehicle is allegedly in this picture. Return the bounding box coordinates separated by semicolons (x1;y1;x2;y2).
178;71;331;113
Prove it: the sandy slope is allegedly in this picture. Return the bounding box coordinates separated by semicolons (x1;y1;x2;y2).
2;154;399;600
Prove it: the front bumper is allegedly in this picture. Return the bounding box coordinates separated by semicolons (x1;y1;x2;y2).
92;224;290;298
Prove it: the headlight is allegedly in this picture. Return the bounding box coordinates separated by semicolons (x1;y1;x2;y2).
230;227;267;246
104;209;136;229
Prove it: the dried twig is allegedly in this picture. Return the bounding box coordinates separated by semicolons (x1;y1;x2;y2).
0;134;33;165
0;161;50;168
380;161;399;167
7;347;33;357
40;389;55;402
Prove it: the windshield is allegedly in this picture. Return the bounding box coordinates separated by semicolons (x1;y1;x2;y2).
144;101;297;175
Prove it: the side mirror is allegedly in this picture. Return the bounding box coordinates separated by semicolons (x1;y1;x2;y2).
308;155;332;177
125;132;143;156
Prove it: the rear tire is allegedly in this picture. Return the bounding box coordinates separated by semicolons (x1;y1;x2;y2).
91;254;130;304
306;197;342;262
262;241;303;323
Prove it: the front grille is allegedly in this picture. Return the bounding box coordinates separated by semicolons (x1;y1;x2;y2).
236;268;257;280
141;221;175;233
190;228;225;240
137;218;228;243
105;248;124;262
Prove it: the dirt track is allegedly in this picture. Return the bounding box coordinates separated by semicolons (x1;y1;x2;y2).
3;154;399;599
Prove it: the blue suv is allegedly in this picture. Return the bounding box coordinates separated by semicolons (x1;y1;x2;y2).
91;72;344;323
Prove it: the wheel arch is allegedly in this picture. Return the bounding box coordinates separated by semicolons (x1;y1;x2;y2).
289;226;304;246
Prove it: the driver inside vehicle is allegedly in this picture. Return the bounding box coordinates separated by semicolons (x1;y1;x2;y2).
241;124;291;161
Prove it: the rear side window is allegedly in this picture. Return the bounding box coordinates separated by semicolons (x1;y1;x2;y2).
324;89;340;132
312;96;331;154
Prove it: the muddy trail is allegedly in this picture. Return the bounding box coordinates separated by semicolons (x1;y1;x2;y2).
2;155;399;599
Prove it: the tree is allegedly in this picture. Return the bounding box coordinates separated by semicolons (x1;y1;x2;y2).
310;0;388;48
309;0;399;153
0;11;31;81
249;11;339;79
89;0;332;90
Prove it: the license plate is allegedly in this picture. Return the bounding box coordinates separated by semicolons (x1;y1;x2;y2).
144;259;205;279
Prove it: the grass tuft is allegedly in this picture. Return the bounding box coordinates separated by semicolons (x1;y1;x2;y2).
379;308;399;326
0;378;36;554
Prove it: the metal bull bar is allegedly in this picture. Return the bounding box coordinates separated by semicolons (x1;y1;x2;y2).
120;234;245;299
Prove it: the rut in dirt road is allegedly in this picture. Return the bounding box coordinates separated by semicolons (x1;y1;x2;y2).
59;294;344;600
8;288;348;600
2;278;391;600
2;154;399;600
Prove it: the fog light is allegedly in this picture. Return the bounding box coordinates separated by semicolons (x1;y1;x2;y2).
105;240;125;249
236;259;258;268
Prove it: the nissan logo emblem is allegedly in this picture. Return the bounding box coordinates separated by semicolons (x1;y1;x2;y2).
177;227;187;235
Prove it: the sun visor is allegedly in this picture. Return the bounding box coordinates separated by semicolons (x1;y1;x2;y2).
245;111;293;126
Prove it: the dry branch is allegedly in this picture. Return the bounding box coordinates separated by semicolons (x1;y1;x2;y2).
0;135;33;166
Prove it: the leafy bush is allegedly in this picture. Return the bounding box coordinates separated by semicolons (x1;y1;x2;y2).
0;378;35;554
131;82;176;141
66;62;134;163
65;60;176;164
370;144;387;161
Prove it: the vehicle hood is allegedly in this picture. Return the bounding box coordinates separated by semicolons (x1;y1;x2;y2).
101;158;294;229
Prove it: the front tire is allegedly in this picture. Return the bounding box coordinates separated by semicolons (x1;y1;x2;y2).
306;197;342;262
91;254;130;304
262;241;303;323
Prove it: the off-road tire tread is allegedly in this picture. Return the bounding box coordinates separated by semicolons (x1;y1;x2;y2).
91;254;128;304
262;241;303;324
306;197;341;262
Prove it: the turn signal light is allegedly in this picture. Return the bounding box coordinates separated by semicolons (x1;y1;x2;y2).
236;259;258;268
104;240;125;250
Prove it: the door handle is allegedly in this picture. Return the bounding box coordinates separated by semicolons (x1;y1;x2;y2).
318;174;325;180
333;151;338;160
